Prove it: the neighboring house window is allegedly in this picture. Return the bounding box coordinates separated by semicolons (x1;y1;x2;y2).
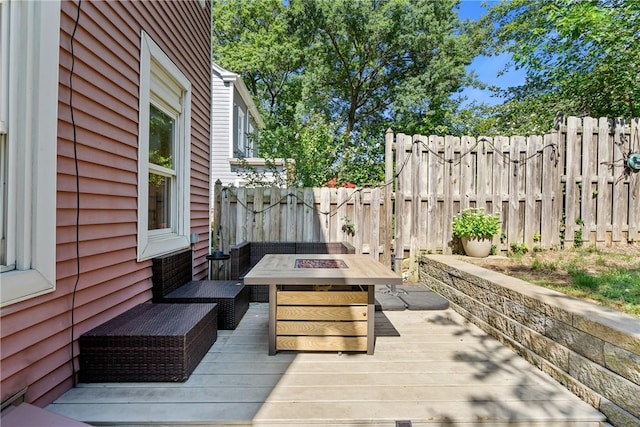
137;31;191;261
247;118;257;157
234;105;246;157
0;0;60;306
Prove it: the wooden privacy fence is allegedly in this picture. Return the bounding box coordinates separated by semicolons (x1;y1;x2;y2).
390;116;640;260
213;182;393;265
214;115;639;273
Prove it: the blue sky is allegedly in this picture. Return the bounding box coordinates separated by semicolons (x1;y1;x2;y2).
457;0;526;106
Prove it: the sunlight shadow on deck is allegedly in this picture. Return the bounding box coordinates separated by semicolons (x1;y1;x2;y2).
48;303;604;426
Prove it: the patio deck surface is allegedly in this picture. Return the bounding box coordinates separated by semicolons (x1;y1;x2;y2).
48;303;605;426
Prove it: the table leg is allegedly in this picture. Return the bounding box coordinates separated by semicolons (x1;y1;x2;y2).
269;284;277;355
367;285;375;355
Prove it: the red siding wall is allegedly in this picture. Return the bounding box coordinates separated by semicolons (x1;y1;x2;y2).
0;0;211;406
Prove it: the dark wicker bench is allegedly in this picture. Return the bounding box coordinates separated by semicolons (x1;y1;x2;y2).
229;241;356;302
79;303;217;382
163;280;248;329
151;249;249;330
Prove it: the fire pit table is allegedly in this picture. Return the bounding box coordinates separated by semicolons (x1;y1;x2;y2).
243;254;401;355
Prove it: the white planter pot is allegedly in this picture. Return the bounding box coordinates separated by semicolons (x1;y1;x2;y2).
461;237;492;258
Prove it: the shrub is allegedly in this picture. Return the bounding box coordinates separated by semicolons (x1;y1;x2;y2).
452;208;501;240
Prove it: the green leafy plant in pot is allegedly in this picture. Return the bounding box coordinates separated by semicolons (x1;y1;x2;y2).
452;208;501;257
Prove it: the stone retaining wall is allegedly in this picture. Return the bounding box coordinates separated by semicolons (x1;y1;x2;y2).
421;255;640;427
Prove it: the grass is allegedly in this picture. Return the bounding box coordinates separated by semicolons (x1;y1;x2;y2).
465;245;640;317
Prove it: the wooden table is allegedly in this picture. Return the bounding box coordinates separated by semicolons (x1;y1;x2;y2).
243;254;401;355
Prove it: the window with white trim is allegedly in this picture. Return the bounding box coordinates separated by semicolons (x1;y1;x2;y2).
247;117;257;157
234;105;246;157
0;0;60;306
137;31;191;261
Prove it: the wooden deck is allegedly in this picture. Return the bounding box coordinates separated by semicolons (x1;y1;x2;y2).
48;303;605;426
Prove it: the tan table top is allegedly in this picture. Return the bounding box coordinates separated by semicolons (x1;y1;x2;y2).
243;254;402;286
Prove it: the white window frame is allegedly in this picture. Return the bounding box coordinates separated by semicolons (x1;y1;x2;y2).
137;31;191;261
0;0;60;307
247;118;256;157
235;105;246;157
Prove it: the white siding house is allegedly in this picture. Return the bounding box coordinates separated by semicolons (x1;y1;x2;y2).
210;63;287;195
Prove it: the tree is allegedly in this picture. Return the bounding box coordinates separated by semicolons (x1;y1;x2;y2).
212;0;481;186
211;0;303;120
483;0;640;134
290;0;478;141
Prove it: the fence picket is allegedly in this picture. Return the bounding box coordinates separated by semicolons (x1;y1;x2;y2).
524;136;540;248
629;119;640;242
596;118;609;245
612;118;626;243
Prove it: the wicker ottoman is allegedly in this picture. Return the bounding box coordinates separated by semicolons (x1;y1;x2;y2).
79;303;217;382
163;280;249;330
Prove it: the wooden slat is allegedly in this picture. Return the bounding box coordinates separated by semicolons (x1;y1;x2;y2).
236;187;247;243
629;118;640;242
524;135;539;248
476;137;487;210
268;186;280;241
442;136;455;254
460;136;472;212
492;136;505;251
409;134;421;273
276;336;367;352
370;187;381;260
565;116;580;245
612;118;625;243
541;134;555;249
276;306;368;321
319;187;330;241
354;189;363;254
507;136;521;246
276;321;368;336
277;291;368;306
286;188;296;241
253;187;264;241
427;135;439;253
395;133;406;259
383;129;394;266
581;117;595;242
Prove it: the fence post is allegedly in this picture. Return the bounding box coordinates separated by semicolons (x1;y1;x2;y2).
394;133;406;273
383;128;394;267
213;179;222;251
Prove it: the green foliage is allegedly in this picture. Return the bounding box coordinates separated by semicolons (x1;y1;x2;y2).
452;208;501;239
510;243;529;256
574;217;584;248
568;268;640;316
212;0;481;186
257;113;342;187
479;0;640;134
531;258;557;272
341;216;356;236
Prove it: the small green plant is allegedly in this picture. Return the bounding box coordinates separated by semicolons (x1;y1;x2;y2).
452;208;501;240
532;259;557;271
341;216;356;236
510;243;529;255
533;233;541;243
574;217;584;248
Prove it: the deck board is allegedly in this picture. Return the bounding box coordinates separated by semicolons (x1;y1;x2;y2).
48;303;605;426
